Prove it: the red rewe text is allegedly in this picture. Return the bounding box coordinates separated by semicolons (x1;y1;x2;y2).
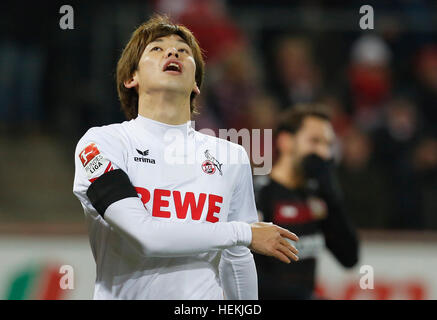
135;187;223;223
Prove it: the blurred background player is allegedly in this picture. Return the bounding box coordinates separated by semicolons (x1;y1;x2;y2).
254;104;359;299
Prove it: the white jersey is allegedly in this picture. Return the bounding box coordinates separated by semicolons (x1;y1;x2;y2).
73;115;258;300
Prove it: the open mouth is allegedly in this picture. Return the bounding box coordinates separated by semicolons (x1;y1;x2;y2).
163;60;183;74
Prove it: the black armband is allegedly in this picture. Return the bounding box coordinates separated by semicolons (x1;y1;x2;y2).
86;169;138;217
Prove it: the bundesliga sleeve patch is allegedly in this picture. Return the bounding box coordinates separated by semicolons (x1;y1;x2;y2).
79;142;113;183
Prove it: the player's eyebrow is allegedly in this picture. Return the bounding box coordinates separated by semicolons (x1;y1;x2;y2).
150;38;189;45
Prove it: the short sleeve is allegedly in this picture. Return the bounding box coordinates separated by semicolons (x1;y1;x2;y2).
73;126;127;215
227;146;259;224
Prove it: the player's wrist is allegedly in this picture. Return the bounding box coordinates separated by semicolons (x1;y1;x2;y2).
230;221;252;247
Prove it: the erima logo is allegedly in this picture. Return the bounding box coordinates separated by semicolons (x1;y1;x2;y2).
134;149;156;164
136;149;149;156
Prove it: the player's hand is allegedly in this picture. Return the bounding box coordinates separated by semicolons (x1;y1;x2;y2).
302;153;344;206
302;154;336;197
249;222;299;264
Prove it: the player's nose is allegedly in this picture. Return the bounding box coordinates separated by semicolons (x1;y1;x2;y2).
166;47;179;59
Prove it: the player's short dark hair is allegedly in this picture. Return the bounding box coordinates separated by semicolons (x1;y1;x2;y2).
276;103;331;135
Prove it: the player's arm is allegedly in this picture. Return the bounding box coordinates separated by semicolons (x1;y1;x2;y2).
219;147;299;300
303;154;359;267
73;130;298;259
321;196;359;267
219;151;258;300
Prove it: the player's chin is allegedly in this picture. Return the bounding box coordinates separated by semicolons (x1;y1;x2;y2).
159;77;192;90
155;82;192;95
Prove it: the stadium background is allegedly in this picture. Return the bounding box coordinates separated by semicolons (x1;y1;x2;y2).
0;0;436;299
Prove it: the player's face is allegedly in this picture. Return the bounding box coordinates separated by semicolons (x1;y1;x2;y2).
128;34;199;97
292;117;335;162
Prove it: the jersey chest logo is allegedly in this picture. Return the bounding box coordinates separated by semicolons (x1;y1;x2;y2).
273;197;327;225
134;148;156;164
202;150;223;176
202;160;215;174
135;187;222;223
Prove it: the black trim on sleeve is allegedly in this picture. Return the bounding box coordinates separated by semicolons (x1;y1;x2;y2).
86;169;138;217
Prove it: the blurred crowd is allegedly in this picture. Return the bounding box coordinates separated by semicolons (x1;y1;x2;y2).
0;0;436;230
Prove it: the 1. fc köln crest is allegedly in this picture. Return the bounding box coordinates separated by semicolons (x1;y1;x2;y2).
202;160;216;174
202;150;223;176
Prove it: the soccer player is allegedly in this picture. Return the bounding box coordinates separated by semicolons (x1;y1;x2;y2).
73;14;299;300
254;105;359;299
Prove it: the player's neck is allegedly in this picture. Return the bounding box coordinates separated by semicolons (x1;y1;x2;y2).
138;91;190;125
271;155;303;189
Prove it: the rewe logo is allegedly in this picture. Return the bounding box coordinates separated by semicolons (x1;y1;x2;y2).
135;187;223;223
134;149;156;164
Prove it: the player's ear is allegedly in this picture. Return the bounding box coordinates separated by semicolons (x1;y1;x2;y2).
192;83;200;95
124;72;138;89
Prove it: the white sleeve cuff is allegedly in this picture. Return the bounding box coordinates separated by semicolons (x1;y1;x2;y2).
232;221;252;247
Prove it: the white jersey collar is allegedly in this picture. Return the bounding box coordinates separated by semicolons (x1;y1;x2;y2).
134;114;194;138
